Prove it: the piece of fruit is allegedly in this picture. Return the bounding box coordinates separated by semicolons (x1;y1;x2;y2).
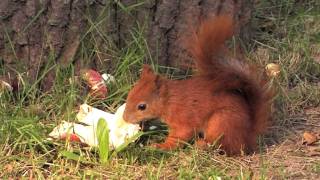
82;69;108;99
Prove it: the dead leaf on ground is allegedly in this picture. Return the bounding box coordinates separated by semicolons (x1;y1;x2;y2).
303;132;318;145
3;163;14;173
265;63;280;77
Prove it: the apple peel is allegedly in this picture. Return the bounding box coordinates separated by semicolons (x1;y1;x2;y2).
82;69;108;99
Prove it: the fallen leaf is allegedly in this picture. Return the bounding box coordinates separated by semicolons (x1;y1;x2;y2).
265;63;280;77
4;163;14;173
303;132;318;145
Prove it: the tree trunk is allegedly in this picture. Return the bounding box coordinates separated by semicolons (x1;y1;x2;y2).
0;0;252;90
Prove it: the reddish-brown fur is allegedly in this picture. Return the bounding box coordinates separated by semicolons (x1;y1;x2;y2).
123;16;273;155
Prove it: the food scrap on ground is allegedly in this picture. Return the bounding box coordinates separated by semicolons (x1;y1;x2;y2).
81;69;108;99
48;103;140;149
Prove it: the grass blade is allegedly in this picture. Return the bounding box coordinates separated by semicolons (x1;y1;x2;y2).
97;118;110;164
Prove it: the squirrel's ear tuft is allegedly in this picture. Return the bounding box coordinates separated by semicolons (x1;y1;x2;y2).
141;64;155;78
154;75;163;90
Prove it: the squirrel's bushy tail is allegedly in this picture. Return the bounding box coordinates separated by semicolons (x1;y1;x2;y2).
188;16;234;75
188;15;273;136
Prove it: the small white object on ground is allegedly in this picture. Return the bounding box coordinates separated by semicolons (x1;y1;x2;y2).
148;126;157;130
0;80;13;91
48;103;140;149
101;73;116;84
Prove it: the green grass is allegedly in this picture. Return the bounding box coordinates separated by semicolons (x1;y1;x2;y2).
1;0;320;179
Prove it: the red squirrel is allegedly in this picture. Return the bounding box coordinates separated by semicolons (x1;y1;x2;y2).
123;16;273;155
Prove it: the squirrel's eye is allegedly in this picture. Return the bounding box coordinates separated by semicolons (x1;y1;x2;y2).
137;103;147;111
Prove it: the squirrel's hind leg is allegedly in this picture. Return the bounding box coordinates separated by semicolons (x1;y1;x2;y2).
200;110;251;155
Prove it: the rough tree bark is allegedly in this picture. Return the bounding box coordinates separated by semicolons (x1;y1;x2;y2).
0;0;92;90
0;0;252;90
146;0;252;67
